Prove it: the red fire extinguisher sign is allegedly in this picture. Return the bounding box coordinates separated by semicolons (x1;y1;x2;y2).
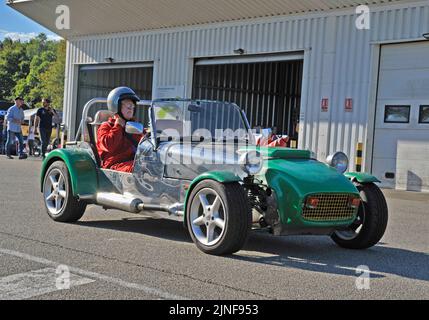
321;98;329;112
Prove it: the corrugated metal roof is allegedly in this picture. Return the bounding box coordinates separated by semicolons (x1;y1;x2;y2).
7;0;417;38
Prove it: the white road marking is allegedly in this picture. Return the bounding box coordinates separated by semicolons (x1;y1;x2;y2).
0;248;186;300
239;252;386;276
0;268;95;300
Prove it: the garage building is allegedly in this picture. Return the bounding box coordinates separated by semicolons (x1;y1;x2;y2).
8;0;429;192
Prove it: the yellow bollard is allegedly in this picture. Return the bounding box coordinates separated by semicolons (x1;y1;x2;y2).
356;143;363;172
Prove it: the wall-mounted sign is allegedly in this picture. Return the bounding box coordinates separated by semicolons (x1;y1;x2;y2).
345;98;353;112
155;86;185;99
321;98;329;112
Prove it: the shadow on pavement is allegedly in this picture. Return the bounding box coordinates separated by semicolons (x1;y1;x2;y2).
75;218;428;282
236;232;429;282
75;217;192;243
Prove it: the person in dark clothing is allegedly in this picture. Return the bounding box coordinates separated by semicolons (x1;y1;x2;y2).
1;113;7;155
35;98;57;159
0;115;4;155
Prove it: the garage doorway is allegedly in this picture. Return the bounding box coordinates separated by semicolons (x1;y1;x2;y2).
76;63;153;133
372;41;429;192
192;54;303;145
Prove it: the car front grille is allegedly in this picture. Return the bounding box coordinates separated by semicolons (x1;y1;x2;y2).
302;194;357;222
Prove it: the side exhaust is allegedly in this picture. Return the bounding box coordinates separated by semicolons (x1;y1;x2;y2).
95;193;184;217
96;193;143;213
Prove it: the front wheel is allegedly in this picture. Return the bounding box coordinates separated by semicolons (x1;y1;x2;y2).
43;161;87;222
186;180;251;255
332;182;388;249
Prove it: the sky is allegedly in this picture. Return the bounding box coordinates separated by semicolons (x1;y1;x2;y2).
0;2;61;41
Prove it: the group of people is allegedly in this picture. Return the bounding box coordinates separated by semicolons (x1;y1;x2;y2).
2;97;58;160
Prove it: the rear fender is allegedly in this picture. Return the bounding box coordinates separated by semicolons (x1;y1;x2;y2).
40;149;98;197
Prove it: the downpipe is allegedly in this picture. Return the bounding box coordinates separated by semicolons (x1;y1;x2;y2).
95;193;184;217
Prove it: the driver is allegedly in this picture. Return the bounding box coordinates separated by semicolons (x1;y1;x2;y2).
97;87;144;173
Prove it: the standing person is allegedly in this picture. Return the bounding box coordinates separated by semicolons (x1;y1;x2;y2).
35;98;57;159
27;126;35;156
1;112;7;155
5;97;27;160
0;113;4;155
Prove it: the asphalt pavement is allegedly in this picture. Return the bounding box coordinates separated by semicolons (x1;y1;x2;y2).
0;156;428;300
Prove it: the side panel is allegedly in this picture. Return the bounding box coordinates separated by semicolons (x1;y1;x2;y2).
259;159;360;228
40;149;99;197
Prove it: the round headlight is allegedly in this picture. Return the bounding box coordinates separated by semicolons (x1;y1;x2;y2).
239;151;263;175
326;152;349;173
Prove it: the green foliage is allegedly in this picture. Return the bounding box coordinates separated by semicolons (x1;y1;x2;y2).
0;33;65;110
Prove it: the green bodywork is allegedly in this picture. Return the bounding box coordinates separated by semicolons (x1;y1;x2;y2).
183;171;241;222
40;148;99;197
255;157;360;232
345;172;381;183
42;145;380;234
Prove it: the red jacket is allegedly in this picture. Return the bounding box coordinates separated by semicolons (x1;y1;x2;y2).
97;116;142;170
256;135;289;148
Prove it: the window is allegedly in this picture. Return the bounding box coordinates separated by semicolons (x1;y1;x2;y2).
419;106;429;124
384;105;411;123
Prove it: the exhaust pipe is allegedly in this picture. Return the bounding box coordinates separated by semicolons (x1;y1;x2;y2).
96;193;143;213
95;193;184;217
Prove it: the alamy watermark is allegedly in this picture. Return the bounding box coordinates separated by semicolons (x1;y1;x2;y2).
355;265;371;290
56;264;71;290
55;5;70;30
356;5;371;30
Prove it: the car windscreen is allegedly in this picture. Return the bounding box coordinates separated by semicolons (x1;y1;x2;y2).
152;100;250;142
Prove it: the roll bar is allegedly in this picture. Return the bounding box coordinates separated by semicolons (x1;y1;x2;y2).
72;98;152;145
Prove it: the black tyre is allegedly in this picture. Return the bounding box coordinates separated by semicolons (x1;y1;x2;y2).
42;161;86;222
186;180;251;255
332;182;388;249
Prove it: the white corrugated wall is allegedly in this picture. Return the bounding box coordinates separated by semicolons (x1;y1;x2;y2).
63;1;429;171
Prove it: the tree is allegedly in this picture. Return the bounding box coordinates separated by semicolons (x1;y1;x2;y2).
0;33;65;109
0;39;26;100
39;40;66;110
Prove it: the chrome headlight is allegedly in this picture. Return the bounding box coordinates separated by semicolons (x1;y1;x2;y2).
326;152;349;174
239;151;263;175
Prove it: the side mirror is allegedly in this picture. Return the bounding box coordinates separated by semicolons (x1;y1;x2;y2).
126;122;144;135
261;128;273;138
188;104;202;113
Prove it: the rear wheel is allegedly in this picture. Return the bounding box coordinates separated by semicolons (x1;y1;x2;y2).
186;180;251;255
43;161;86;222
332;182;388;249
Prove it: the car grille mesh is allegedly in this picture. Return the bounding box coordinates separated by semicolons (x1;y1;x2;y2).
302;194;357;222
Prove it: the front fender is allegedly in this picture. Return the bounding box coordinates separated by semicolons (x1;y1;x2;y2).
40;149;98;197
183;171;242;224
345;172;381;184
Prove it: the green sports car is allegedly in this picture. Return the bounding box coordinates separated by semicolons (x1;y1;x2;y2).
41;98;388;255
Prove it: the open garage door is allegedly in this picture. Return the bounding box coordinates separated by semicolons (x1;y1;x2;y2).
373;42;429;192
76;63;153;133
192;53;303;146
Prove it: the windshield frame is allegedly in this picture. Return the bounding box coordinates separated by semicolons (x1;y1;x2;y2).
149;99;253;147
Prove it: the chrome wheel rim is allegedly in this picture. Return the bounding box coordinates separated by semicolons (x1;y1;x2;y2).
44;169;67;216
190;188;226;247
335;203;365;241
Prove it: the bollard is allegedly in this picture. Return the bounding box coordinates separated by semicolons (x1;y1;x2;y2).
356;143;363;172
